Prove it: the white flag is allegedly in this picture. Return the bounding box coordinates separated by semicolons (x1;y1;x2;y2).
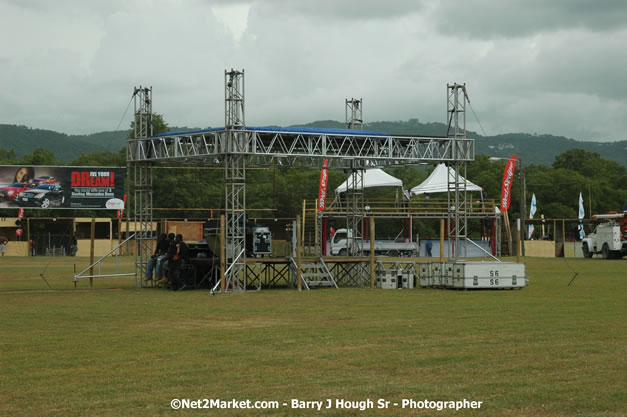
528;193;537;239
578;192;585;240
529;193;537;219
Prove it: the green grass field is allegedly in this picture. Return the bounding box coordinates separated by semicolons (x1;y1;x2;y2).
1;256;625;416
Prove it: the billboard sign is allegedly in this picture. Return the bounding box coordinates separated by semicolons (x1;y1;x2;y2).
0;166;125;210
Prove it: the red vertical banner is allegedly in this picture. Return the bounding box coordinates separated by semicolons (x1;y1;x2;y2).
117;193;128;219
317;158;329;212
500;155;518;212
18;208;25;218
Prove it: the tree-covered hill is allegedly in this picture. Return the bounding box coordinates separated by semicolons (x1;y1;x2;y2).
293;119;627;167
0;120;625;166
0;124;113;162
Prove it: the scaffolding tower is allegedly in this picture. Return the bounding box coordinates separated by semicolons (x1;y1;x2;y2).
446;83;469;259
224;69;247;291
346;98;363;130
344;98;365;256
131;86;154;286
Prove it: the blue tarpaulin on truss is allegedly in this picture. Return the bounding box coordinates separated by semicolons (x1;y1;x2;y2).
153;126;389;138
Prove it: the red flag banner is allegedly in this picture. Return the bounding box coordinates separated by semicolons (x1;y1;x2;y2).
317;158;329;212
500;155;517;212
18;208;24;218
117;193;128;219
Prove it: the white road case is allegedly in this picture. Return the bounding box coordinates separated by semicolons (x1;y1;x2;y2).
399;268;415;289
452;261;527;289
419;263;431;287
442;262;455;288
376;269;398;289
430;262;445;287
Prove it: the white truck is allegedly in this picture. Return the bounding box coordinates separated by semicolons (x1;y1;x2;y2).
582;214;627;259
330;228;418;256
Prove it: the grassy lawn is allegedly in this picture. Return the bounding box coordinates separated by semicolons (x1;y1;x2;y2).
1;256;625;416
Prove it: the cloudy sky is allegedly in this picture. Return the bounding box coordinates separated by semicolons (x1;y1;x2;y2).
1;0;626;142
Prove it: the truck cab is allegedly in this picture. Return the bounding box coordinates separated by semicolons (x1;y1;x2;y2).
330;229;349;256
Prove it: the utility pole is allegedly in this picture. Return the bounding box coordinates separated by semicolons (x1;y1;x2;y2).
520;159;526;257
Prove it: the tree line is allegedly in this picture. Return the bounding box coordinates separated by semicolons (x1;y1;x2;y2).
1;116;625;227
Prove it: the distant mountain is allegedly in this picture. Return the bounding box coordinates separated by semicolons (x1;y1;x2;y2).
1;121;625;166
295;119;627;167
0;124;114;162
0;125;199;162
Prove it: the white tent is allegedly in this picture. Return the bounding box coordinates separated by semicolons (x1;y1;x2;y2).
335;169;403;194
410;164;482;196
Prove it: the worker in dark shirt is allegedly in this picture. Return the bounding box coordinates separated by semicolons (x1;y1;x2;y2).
168;234;190;291
145;233;171;282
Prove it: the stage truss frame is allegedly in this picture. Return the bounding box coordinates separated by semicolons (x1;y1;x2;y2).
127;71;477;290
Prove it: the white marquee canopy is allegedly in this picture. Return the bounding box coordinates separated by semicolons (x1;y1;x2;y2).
410;164;482;196
335;168;403;194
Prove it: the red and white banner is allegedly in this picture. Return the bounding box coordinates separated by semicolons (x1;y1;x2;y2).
117;193;128;219
17;208;24;218
317;158;329;212
500;155;517;212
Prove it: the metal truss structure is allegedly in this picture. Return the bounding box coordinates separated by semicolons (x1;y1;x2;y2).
224;69;247;291
246;261;291;289
345;167;364;256
346;98;363;130
127;130;474;168
127;71;478;290
343;98;365;255
130;86;154;286
328;260;370;287
447;83;469;258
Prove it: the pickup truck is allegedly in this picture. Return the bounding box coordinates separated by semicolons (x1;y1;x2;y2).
330;228;418;256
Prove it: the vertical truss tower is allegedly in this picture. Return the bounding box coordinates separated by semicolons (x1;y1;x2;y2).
446;83;469;258
346;98;363;130
224;69;247;290
132;86;154;285
345;98;365;257
346;166;364;256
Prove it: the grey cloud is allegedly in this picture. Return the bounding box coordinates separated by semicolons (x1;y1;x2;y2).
451;30;627;102
4;0;129;14
0;0;625;142
431;0;627;38
531;32;627;100
240;0;427;20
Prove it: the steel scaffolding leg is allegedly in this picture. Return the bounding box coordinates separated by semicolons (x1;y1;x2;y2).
223;69;247;291
346;168;364;256
134;163;153;287
447;161;468;258
131;86;153;286
224;151;247;291
447;83;468;259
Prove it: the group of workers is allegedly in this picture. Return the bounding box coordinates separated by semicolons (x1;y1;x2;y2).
144;233;189;291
